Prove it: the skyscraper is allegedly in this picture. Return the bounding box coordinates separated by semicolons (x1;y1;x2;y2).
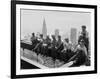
55;29;59;40
42;18;47;39
70;28;77;45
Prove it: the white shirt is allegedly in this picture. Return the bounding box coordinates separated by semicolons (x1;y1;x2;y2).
76;45;87;56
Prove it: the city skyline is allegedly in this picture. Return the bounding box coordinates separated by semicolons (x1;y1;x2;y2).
21;9;91;40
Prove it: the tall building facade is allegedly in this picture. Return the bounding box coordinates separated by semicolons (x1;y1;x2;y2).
70;28;77;45
42;19;47;39
55;29;59;40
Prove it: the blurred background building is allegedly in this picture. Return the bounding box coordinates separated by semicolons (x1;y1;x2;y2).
70;28;77;45
42;19;47;39
55;29;59;40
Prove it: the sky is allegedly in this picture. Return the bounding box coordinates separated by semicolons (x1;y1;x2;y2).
21;9;91;40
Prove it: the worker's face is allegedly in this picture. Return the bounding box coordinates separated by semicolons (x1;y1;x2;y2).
65;39;69;43
67;40;69;43
80;41;84;46
82;28;86;31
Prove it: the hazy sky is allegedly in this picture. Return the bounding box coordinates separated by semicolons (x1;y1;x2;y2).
21;9;91;40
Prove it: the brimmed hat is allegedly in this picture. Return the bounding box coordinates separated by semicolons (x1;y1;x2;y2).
64;38;69;41
82;25;86;28
40;34;43;37
32;33;35;36
58;35;61;38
